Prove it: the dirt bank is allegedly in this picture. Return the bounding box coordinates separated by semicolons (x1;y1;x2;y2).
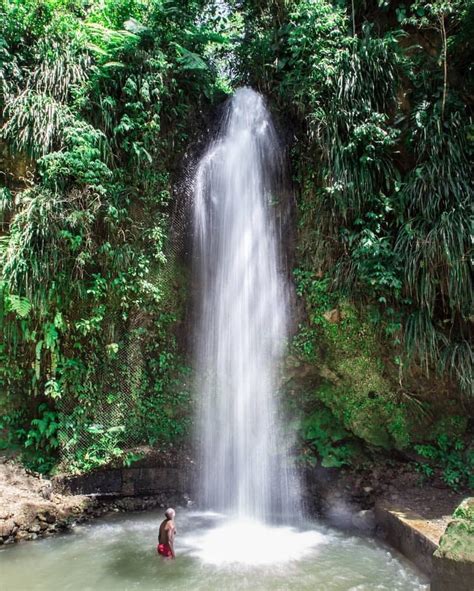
0;457;94;544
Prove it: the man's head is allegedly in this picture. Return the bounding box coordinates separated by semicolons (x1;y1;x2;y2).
165;508;175;520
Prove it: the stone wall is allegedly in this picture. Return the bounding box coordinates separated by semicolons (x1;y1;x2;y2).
53;466;195;498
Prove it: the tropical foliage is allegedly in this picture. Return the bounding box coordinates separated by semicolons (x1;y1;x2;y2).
237;0;472;397
0;0;472;486
0;0;228;472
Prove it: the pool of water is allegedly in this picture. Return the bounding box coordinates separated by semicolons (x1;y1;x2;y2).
0;510;429;591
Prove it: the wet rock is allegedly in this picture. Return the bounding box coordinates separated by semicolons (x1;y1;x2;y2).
116;497;140;512
29;523;41;533
352;510;376;532
0;519;15;538
326;502;355;529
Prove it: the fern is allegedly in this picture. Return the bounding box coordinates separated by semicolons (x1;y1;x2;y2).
8;294;32;318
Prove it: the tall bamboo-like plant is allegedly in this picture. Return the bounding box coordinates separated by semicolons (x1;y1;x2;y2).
396;101;473;394
240;0;473;397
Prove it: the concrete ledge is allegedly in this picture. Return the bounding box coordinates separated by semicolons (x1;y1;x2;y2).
375;501;440;576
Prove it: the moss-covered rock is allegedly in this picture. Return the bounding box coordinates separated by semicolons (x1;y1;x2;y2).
309;302;413;450
436;498;474;561
431;498;474;591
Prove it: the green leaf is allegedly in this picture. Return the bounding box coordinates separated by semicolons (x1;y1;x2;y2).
9;295;32;318
174;44;208;71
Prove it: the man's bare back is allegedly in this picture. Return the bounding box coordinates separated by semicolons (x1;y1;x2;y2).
157;508;176;558
159;519;175;545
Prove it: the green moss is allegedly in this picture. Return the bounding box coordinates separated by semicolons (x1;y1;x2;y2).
292;276;469;456
293;253;470;475
324;303;379;358
303;301;412;450
315;382;411;450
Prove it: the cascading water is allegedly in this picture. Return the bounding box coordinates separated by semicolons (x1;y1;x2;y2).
193;87;299;522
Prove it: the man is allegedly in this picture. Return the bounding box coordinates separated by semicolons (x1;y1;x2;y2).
157;508;176;559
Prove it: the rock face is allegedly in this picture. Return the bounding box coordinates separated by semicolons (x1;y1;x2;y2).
431;498;474;591
352;509;376;532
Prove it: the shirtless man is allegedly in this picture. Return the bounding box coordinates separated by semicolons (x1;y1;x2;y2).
157;508;176;559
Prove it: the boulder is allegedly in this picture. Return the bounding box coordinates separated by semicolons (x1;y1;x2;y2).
15;530;30;541
29;523;41;533
323;308;341;323
352;509;376;532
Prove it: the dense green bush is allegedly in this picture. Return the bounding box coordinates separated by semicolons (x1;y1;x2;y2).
302;406;358;469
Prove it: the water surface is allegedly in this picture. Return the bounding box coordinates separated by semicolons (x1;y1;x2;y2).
0;510;429;591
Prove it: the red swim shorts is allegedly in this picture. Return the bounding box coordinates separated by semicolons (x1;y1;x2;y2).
157;543;173;558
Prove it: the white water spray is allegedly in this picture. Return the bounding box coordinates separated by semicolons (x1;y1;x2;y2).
193;88;299;522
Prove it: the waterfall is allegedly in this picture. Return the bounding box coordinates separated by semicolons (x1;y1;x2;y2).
193;87;299;521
